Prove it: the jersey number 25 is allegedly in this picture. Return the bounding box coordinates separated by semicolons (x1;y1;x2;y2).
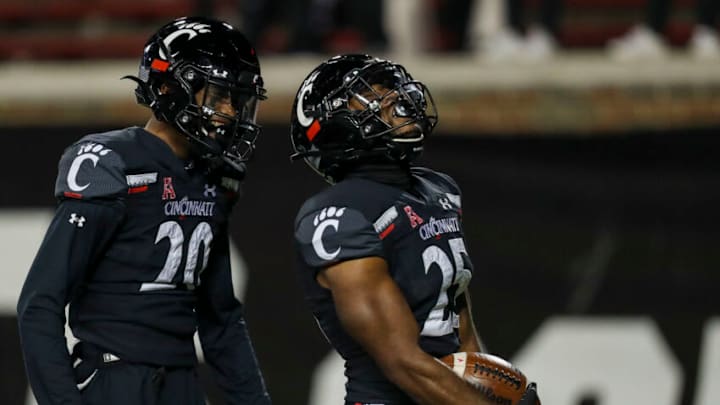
421;237;472;336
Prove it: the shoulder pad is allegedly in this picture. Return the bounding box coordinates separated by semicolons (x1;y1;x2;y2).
412;167;462;210
55;139;127;200
412;167;461;194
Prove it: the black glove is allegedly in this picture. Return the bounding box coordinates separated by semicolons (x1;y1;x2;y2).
518;382;541;405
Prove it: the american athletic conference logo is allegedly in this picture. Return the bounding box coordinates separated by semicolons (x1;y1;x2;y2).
160;177;216;217
311;206;346;260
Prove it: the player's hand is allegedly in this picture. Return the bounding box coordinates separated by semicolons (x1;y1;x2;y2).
518;382;541;405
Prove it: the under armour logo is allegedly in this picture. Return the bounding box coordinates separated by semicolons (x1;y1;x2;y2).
204;184;217;198
211;68;229;78
69;213;86;228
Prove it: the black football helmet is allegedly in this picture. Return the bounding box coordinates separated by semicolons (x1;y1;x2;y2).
290;54;438;183
124;16;266;176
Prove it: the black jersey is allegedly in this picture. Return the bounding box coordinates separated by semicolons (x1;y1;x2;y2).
54;127;239;364
294;167;474;404
17;127;269;405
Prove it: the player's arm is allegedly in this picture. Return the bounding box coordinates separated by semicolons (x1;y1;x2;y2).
457;290;485;353
196;228;271;405
17;198;124;405
318;257;493;405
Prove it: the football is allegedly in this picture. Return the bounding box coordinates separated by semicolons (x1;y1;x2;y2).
438;352;528;405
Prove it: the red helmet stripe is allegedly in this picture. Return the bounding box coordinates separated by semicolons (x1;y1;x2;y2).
151;59;170;72
306;120;321;141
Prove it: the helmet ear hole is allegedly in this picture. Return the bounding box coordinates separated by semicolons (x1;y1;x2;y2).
158;82;175;95
148;80;188;123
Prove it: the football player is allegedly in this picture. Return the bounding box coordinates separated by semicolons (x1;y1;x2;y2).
16;17;271;405
291;54;540;404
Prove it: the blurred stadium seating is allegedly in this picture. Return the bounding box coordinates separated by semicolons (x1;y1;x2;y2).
0;0;191;59
0;0;705;58
1;0;719;134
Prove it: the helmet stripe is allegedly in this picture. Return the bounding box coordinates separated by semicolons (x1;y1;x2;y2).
150;59;170;72
306;120;321;141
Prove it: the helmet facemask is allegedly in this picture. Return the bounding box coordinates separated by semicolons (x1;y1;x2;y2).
157;64;266;175
315;62;438;164
344;69;437;161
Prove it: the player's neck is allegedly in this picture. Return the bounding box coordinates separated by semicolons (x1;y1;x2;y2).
345;162;413;190
144;118;191;159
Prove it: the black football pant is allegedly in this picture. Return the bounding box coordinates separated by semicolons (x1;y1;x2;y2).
72;342;205;405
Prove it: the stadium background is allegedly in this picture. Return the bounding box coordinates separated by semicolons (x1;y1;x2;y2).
1;1;719;404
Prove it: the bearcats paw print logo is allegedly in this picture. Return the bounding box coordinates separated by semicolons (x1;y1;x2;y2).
67;143;113;192
312;206;346;260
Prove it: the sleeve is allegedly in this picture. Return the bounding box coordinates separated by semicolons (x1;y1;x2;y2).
16;198;125;405
54;140;127;200
294;205;386;269
196;229;271;405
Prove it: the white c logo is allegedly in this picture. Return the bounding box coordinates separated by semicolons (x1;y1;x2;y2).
296;82;314;127
312;219;341;260
159;24;211;59
296;71;320;127
67;153;99;192
160;29;198;59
